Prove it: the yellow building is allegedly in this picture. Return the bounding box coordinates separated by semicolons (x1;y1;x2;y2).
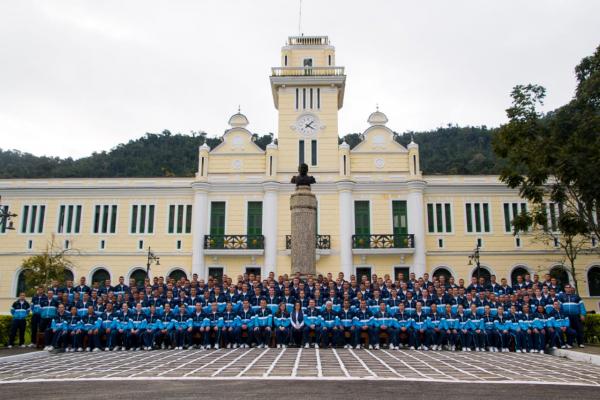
1;35;599;312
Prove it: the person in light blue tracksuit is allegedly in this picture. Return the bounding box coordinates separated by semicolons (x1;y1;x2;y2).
550;301;575;349
65;306;82;351
236;300;255;348
353;300;374;349
30;287;45;347
274;302;291;348
203;302;223;349
558;284;586;348
518;304;535;353
467;304;485;351
99;303;118;351
46;303;68;351
189;303;206;348
482;305;498;352
456;305;471;351
412;302;428;350
303;299;322;348
8;292;30;347
393;303;413;349
81;306;101;351
129;303;147;350
172;304;192;349
532;305;549;353
115;303;132;350
494;306;512;352
320;302;340;348
338;301;356;348
425;303;445;350
143;305;163;350
221;302;238;348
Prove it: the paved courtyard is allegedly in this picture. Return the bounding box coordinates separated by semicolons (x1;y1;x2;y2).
0;348;599;386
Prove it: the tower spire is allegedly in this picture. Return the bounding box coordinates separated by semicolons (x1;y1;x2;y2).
298;0;303;35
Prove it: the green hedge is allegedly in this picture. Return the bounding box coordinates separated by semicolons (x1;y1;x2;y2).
0;315;32;346
584;314;600;344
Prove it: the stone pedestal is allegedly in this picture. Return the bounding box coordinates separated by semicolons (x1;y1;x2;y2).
290;185;317;277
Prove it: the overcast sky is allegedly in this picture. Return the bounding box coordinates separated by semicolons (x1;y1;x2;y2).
1;0;599;159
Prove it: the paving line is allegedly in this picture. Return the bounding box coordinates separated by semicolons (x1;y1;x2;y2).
347;349;376;378
331;348;350;378
212;348;253;377
263;348;287;377
126;351;192;377
424;352;484;381
402;351;458;381
157;349;218;377
236;348;270;378
363;349;406;378
291;347;303;377
381;350;431;379
183;350;232;377
315;348;323;377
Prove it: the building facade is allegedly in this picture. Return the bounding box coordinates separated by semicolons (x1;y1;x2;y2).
1;35;599;312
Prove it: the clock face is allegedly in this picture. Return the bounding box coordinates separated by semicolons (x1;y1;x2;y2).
295;114;318;135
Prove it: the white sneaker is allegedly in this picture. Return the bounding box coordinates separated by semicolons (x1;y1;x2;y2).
314;344;319;349
389;345;395;350
47;346;54;351
19;344;25;348
368;345;373;350
354;345;360;350
423;346;429;351
375;344;380;350
304;343;309;349
93;348;100;352
7;345;13;349
283;344;287;348
566;344;573;349
77;347;83;352
579;344;585;348
410;346;416;350
215;345;220;350
516;349;521;353
28;343;35;348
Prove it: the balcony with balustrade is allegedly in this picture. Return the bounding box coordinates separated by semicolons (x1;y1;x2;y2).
351;233;415;255
284;234;332;256
203;234;264;256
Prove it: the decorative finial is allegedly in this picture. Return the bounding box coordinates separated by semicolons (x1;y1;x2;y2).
376;103;379;111
238;105;241;113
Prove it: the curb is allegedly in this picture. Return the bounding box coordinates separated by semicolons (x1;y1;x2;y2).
549;348;600;366
0;351;48;363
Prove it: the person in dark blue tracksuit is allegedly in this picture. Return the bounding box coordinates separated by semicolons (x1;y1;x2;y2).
221;302;238;348
320;302;339;348
204;302;222;349
550;301;575;349
30;287;45;347
8;292;30;348
412;302;428;350
99;302;117;351
426;303;444;350
45;303;68;351
129;303;147;350
393;303;413;349
274;302;291;348
338;300;355;348
353;300;374;349
81;306;101;351
303;299;321;348
144;304;163;350
236;300;254;348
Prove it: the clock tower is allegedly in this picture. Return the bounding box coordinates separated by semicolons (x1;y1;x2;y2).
270;36;346;176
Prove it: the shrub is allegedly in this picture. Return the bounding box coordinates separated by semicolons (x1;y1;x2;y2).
0;315;32;346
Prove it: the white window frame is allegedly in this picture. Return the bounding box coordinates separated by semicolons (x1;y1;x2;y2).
91;203;119;235
464;202;492;235
167;203;192;235
129;203;156;235
19;204;47;235
426;202;454;235
56;204;83;235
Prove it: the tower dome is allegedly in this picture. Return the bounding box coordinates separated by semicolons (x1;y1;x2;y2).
228;111;249;128
367;107;388;126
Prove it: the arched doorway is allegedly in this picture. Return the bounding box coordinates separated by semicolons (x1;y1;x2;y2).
64;269;74;283
130;269;148;287
511;266;529;286
550;265;570;290
587;266;600;296
91;268;111;286
472;267;492;285
432;267;452;282
15;270;32;297
168;269;187;282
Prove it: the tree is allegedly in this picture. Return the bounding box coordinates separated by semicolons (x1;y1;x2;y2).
21;235;77;292
493;45;600;244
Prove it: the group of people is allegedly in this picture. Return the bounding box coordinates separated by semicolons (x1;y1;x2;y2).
7;271;587;354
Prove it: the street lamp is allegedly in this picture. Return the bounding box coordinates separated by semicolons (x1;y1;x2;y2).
146;247;160;277
0;196;17;231
468;243;481;283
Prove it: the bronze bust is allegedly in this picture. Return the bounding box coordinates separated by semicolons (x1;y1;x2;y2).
291;163;316;187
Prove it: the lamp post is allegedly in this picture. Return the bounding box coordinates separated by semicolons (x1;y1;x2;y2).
468;243;481;283
146;247;160;278
0;196;17;231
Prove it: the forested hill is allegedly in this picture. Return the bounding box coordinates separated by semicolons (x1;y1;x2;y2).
0;126;505;178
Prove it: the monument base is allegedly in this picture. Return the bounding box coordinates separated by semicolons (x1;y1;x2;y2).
290;185;317;277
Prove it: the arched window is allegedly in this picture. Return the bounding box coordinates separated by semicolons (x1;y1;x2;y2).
168;269;187;282
433;268;452;282
15;270;32;297
588;266;600;296
472;267;492;285
511;266;529;286
91;268;110;286
64;269;74;283
130;269;148;287
550;265;570;290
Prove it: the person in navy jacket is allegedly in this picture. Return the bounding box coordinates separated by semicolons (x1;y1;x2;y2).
8;292;30;348
236;300;254;348
559;284;586;348
303;299;321;348
320;301;339;348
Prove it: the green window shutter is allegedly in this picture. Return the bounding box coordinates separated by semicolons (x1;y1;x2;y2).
74;205;82;233
444;203;452;232
354;201;370;236
427;204;434;233
93;205;100;233
466;203;473;233
139;205;147;233
483;203;490;232
210;202;226;236
58;205;65;233
176;205;184;234
435;203;443;233
21;206;29;234
503;203;511;232
247;201;263;236
168;205;175;234
185;205;192;234
110;205;117;233
392;200;407;235
66;205;73;233
131;205;138;234
148;205;155;233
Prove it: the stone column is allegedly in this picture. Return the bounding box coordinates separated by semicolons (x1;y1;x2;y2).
290;186;317;276
263;181;279;277
407;180;426;278
191;182;210;279
337;180;354;280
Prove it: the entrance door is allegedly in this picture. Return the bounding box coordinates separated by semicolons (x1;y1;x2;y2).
246;267;261;278
356;267;372;282
207;267;224;284
392;200;408;247
394;267;410;283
